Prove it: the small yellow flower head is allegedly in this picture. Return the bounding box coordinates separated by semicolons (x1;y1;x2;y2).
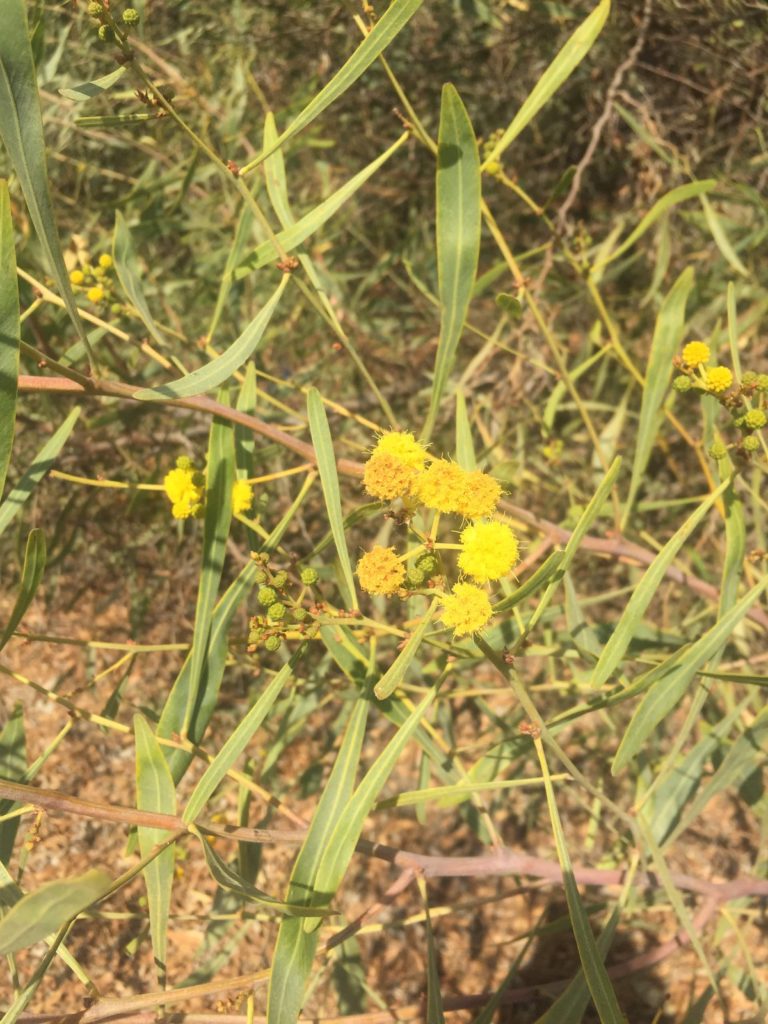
87;285;105;303
163;466;205;520
414;460;468;513
363;451;417;501
69;269;85;285
458;521;519;583
704;366;733;393
456;469;502;519
682;341;710;368
356;545;406;595
371;430;427;469
232;479;254;515
440;582;492;637
98;253;113;269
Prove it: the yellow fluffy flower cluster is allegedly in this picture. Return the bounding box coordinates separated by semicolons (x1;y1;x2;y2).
439;582;492;636
458;521;519;583
356;545;406;595
356;432;517;639
232;479;254;515
362;431;502;519
163;458;205;520
163;460;256;521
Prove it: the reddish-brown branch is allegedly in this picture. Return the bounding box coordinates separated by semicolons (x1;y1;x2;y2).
18;373;768;631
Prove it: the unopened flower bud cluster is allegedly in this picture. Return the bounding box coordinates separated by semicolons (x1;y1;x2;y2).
357;432;520;638
247;557;320;654
674;341;767;461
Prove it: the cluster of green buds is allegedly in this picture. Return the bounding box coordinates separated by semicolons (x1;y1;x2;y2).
87;2;140;43
673;341;768;461
247;558;320;654
481;128;504;177
69;252;121;313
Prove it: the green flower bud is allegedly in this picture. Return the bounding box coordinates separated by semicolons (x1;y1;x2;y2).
744;408;767;431
122;7;140;25
264;635;281;652
757;374;768;392
175;455;193;470
110;303;123;316
257;586;277;608
708;441;728;460
672;375;693;393
267;602;286;621
405;567;425;587
416;554;439;577
254;569;268;585
87;2;104;15
743;435;760;453
742;371;758;387
272;570;288;589
300;567;318;585
97;23;114;41
292;607;307;622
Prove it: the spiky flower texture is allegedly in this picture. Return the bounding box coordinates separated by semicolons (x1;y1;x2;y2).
682;341;710;368
356;546;406;595
458;521;519;583
440;582;492;636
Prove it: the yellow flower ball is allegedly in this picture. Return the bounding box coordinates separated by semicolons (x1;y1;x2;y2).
163;467;204;520
440;582;492;636
704;366;733;393
232;479;254;515
69;269;85;285
363;451;418;501
455;470;502;519
458;521;519;583
87;285;105;303
681;341;710;368
372;430;427;469
356;545;406;595
98;253;113;269
413;460;468;513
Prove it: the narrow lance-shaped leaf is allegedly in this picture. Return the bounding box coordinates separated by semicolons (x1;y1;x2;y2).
0;528;45;652
182;395;235;735
157;474;315;783
242;0;423;174
58;65;127;101
374;599;438;700
0;704;26;864
424;85;481;441
593;181;717;268
234;134;408;278
483;0;611;168
611;575;768;772
592;477;731;688
306;387;358;610
183;656;297;824
0;407;80;538
134;274;289;400
0;869;112;955
134;715;177;986
268;697;370;1024
623;267;695;527
112;211;171;351
0;2;94;364
534;738;624;1023
0;180;20;499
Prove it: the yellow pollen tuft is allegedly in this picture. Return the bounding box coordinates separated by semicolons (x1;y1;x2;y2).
356;546;406;595
363;451;418;501
440;582;492;636
232;479;254;515
704;366;733;393
458;521;519;583
371;431;427;469
681;341;710;368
